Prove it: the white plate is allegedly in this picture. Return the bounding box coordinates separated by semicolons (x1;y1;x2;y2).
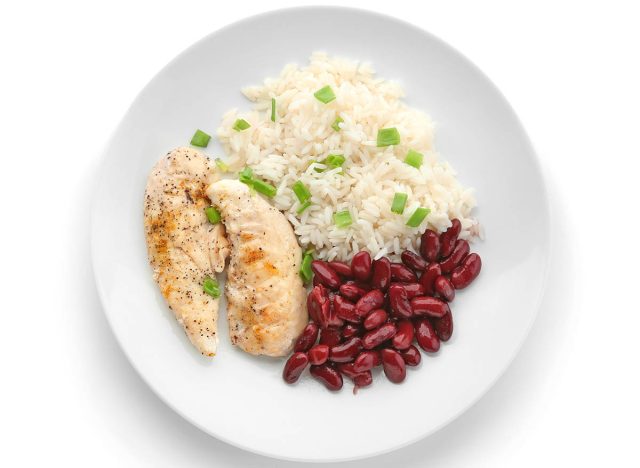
91;6;550;462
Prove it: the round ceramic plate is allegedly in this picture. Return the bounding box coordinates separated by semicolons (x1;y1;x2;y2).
91;6;549;462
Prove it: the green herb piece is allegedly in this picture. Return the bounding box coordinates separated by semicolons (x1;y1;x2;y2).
271;98;276;122
202;276;221;298
300;251;314;283
324;154;345;168
333;210;353;228
239;167;253;185
214;158;229;172
314;85;336;104
391;193;408;214
406;207;431;227
204;206;221;224
331;116;344;131
404;149;424;169
252;179;277;198
190;129;211;147
297;200;312;214
376;127;401;147
292;180;311;203
232;119;251;131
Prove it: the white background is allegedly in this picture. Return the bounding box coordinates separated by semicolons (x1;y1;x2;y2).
1;0;638;466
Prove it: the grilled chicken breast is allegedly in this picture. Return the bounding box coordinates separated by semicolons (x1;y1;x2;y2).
144;147;230;357
207;179;307;356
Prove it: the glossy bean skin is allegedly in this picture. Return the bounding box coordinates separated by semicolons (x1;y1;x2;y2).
390;263;418;282
381;349;407;383
439;219;461;259
353;350;382;373
283;352;309;383
342;323;361;339
450;253;482;289
414;318;441;353
434;275;456;302
328;261;353;278
353;371;373;388
339;282;368;301
327;297;344;328
333;295;360;323
355;289;385;317
362;323;397;349
392;320;414;350
401;250;428;272
370;257;392;291
319;327;342;347
420;229;440;262
410;296;450;318
363;309;388;330
389;282;425;299
388;284;413;319
307;285;330;328
294;322;319;352
311;261;341;289
400;345;422;366
308;344;330;365
432;310;454;342
419;263;441;296
329;337;363;363
351;251;372;282
336;362;361;379
310;364;343;391
439;239;470;274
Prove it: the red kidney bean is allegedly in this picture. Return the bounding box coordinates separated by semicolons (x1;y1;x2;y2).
410;296;450;318
414;318;441;353
381;349;406;383
439;219;461;259
401;250;428;272
327;296;344;328
351;251;372;282
434;275;455;302
400;345;422;366
307;285;331;328
364;309;388;330
283;352;309;383
389;282;425;299
333;295;359;323
329;337;363;363
308;344;329;365
312;275;322;287
310;364;343;391
294;322;319;352
439;239;470;274
370;257;391;291
420;229;440;262
319;327;342;347
311;260;341;289
362;323;397;349
353;371;373;388
450;253;482;289
419;263;441;296
353;350;382;373
388;284;413;319
355;289;385;317
336;362;361;379
392;320;414;350
432;310;453;341
390;263;418;282
339;282;368;301
342;323;361;339
328;261;353;278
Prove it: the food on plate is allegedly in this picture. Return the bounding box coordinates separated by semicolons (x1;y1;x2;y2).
207;179;307;356
144;147;230;356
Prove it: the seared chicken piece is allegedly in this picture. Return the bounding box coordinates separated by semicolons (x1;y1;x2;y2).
207;179;307;356
144;147;230;357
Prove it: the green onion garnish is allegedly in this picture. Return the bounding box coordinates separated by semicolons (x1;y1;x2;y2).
239;167;253;185
391;193;408;214
292;180;311;203
300;251;314;283
190;129;211;147
205;206;221;224
406;207;431;227
297;200;312;214
324;154;345;168
314;85;336;104
203;276;221;298
232;119;251;131
252;179;277;198
404;149;424;169
376;127;401;147
215;158;229;172
333;210;353;228
271;98;276;122
332;116;344;131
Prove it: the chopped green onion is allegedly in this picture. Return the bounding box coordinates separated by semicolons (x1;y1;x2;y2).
190;129;211;147
292;180;311;203
270;98;276;122
324;154;345;168
331;116;344;131
232;119;251;131
297;200;312;214
239;167;253;185
300;251;314;283
391;192;408;214
202;276;221;298
314;85;336;104
214;158;229;172
204;206;221;224
404;149;424;169
252;179;277;198
406;207;431;227
376;127;401;147
333;210;353;228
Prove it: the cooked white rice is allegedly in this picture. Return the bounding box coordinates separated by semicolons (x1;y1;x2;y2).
217;52;479;261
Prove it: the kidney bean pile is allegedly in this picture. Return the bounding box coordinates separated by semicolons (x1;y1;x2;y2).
282;219;482;392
